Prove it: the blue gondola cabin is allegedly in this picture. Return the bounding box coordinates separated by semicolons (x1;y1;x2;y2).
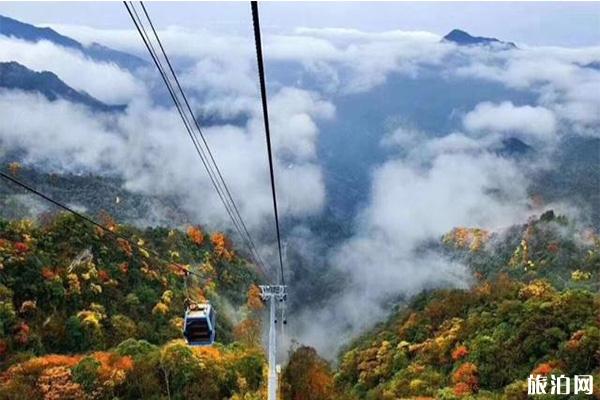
183;303;216;346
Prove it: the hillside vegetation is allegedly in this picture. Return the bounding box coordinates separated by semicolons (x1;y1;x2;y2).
283;213;600;400
0;213;267;399
1;193;598;400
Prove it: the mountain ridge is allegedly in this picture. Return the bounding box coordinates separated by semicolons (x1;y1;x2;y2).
443;28;517;49
0;61;125;112
0;14;147;71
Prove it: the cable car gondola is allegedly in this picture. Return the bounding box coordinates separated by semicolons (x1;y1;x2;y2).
183;303;216;346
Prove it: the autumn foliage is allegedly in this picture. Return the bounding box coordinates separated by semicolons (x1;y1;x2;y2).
334;213;600;400
443;227;490;252
211;232;235;261
0;213;264;399
452;362;479;395
531;362;555;376
283;346;337;400
186;226;205;246
247;284;264;311
451;345;469;361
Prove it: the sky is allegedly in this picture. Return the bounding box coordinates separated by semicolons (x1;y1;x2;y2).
0;1;599;47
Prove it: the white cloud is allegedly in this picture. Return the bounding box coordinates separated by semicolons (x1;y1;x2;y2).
0;84;333;232
455;46;600;135
0;37;146;104
0;24;339;234
381;125;427;149
297;145;531;357
46;23;453;94
463;101;557;141
269;87;335;160
0;89;126;170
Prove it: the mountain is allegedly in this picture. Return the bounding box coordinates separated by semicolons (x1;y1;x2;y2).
0;14;147;71
582;61;600;70
333;276;598;399
0;61;125;112
497;137;533;157
443;29;517;49
281;213;600;399
534;135;600;227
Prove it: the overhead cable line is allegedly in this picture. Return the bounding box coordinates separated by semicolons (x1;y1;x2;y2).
138;1;267;277
250;1;285;285
125;0;268;277
124;1;269;278
125;2;246;259
0;171;201;280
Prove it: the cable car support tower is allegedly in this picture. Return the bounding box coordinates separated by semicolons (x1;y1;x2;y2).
260;284;287;400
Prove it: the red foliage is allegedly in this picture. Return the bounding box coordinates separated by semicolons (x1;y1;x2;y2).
13;242;29;254
453;382;472;397
566;330;585;350
283;346;336;400
117;239;132;257
15;323;30;345
532;362;554;376
92;352;134;380
112;355;134;371
169;264;187;277
452;362;479;395
12;354;82;375
118;262;129;274
37;366;85;400
211;232;234;261
247;284;264;311
41;267;56;280
452;345;469;361
98;270;110;282
186;226;205;246
99;211;118;232
233;318;261;346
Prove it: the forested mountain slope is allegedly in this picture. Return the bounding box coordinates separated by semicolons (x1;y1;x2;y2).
282;213;600;400
0;212;267;399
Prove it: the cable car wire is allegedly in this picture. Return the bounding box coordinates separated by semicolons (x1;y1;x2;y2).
250;1;285;286
125;1;268;277
125;2;247;262
138;1;268;279
124;1;269;278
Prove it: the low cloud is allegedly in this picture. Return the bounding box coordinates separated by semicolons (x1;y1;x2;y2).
455;46;600;135
463;101;557;142
0;37;146;104
0;87;333;232
47;23;452;94
295;140;532;357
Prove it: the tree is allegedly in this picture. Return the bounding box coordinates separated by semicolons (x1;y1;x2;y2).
283;346;336;400
452;363;478;396
187;226;205;246
71;356;100;392
110;315;137;345
37;366;86;400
